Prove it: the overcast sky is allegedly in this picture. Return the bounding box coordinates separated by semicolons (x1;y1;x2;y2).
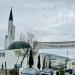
0;0;75;58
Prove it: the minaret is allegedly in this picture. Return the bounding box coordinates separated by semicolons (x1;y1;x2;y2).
5;8;15;49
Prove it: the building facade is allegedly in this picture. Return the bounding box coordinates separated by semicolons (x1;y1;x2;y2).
67;59;75;69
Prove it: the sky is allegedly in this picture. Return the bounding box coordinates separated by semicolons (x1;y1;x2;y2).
0;0;75;58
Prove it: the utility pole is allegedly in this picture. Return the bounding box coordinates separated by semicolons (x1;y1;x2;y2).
67;50;68;61
65;49;68;69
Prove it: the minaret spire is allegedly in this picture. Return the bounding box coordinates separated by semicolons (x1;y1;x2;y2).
9;7;13;21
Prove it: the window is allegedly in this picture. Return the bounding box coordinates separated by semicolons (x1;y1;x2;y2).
72;62;75;66
0;52;5;57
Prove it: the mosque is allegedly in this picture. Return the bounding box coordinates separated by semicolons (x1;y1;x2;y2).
0;8;75;75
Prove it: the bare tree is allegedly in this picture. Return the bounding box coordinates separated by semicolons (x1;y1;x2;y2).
15;32;37;67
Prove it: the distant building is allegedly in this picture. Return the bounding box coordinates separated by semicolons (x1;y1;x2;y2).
67;59;75;69
40;53;70;69
4;8;15;49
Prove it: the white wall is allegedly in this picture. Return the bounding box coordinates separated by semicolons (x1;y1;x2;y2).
0;50;18;69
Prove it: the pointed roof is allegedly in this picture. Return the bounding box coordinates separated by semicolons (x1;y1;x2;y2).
9;8;13;21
